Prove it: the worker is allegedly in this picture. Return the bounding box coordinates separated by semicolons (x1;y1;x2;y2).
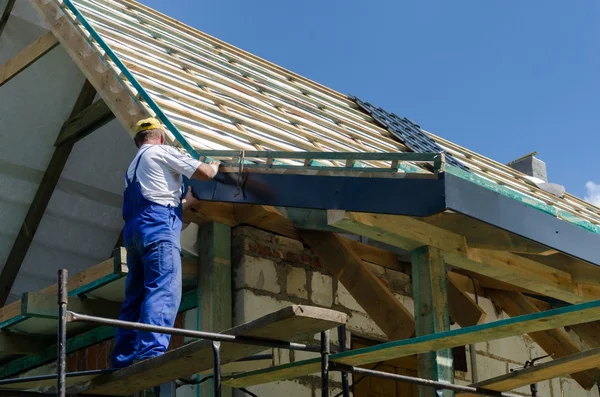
111;117;220;368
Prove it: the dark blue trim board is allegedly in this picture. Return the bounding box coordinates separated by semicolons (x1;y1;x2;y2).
188;171;600;266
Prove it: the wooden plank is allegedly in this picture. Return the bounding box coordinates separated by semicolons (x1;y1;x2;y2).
0;250;124;328
71;305;347;395
301;231;414;340
327;210;590;304
0;290;199;379
458;347;600;396
55;99;115;146
234;205;299;240
0;0;15;37
0;30;59;87
225;297;600;387
411;246;453;397
22;292;122;320
487;289;599;389
28;0;149;137
198;221;232;397
446;274;486;327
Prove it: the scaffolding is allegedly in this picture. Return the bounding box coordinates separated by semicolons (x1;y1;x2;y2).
49;270;523;397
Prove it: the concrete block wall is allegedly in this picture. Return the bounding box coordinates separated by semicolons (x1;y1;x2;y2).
232;226;600;397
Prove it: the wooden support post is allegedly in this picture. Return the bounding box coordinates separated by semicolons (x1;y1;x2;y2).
412;246;454;397
0;80;97;306
198;221;232;397
54;99;115;146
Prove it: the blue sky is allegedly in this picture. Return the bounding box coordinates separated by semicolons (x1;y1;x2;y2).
140;0;600;202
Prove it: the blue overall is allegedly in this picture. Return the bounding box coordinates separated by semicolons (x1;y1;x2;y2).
111;147;184;368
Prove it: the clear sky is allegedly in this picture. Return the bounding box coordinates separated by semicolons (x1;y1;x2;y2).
139;0;600;203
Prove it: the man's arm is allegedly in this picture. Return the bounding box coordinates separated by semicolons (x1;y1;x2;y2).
191;161;220;181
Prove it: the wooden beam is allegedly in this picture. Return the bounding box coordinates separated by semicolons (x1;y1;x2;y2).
225;297;600;387
301;230;414;340
328;210;591;304
72;305;347;395
0;30;59;87
487;289;599;389
55;99;115;146
0;0;16;37
570;321;600;349
0;80;97;306
412;246;454;397
188;204;483;324
447;273;486;327
459;347;600;396
185;202;401;270
21;292;122;319
29;0;148;136
197;221;232;397
344;238;400;271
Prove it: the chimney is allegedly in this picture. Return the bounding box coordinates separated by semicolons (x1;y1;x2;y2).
507;152;565;198
507;152;547;182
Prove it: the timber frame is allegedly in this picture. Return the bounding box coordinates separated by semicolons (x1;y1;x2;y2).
1;0;600;396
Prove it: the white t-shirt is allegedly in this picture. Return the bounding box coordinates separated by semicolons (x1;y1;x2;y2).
126;144;201;207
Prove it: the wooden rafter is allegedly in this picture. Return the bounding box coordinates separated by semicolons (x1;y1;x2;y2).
459;347;600;396
187;202;486;330
327;210;598;304
487;289;600;389
28;0;149;136
0;79;97;305
0;30;59;87
447;274;486;327
301;230;415;340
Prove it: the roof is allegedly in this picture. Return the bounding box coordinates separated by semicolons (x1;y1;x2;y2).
2;0;600;301
46;0;600;231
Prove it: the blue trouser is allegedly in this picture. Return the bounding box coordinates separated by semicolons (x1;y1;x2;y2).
111;203;183;368
112;147;184;368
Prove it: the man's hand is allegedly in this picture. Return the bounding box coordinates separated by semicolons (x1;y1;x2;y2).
181;186;199;211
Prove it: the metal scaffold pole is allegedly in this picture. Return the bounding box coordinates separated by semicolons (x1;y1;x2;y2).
57;269;68;397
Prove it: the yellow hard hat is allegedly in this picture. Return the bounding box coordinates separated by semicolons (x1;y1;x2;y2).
135;117;163;134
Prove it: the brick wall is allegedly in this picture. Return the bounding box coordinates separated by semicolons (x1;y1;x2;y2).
232;226;600;397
